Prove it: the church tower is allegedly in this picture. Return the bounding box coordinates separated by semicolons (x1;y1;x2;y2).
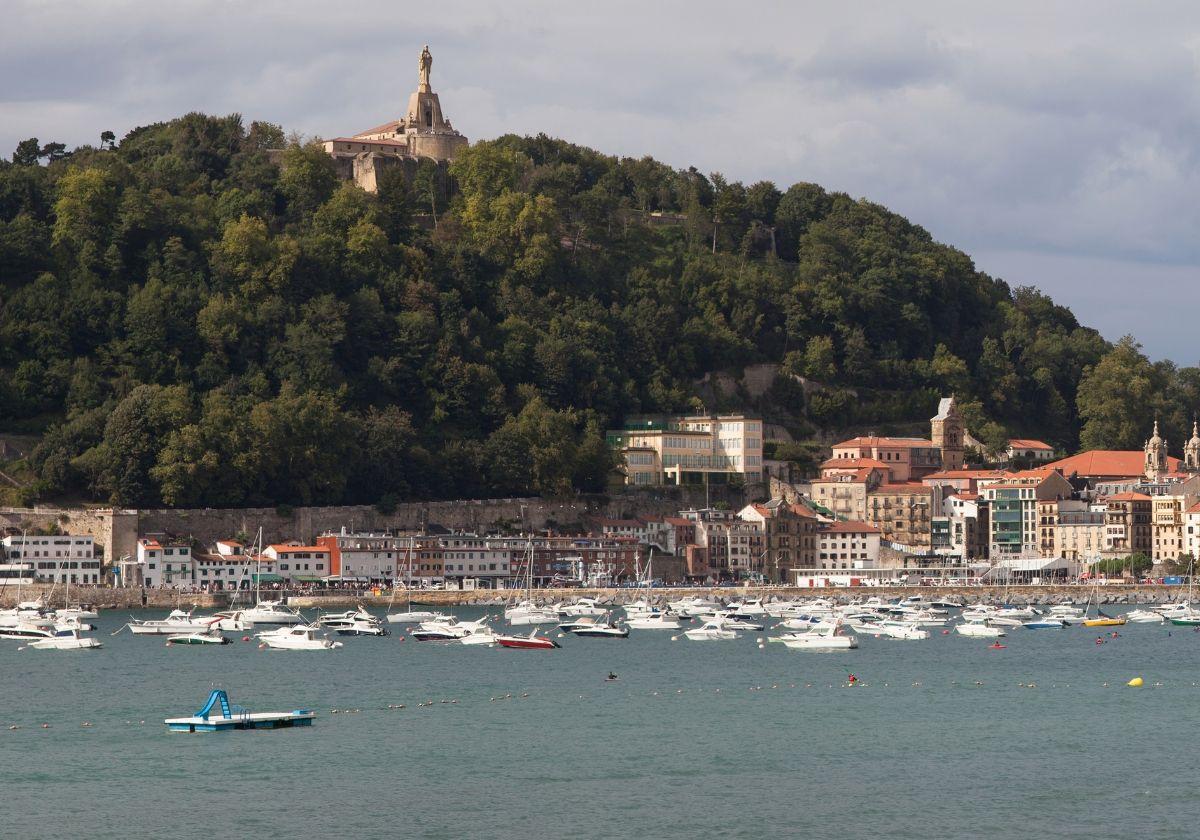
1144;419;1168;480
931;395;965;471
1184;420;1200;471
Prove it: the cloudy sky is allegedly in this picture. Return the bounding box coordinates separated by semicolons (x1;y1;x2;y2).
5;0;1199;363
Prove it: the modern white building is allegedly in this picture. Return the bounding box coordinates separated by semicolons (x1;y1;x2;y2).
3;534;101;584
608;414;764;487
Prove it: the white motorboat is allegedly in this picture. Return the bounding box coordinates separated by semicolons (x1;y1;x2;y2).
1124;609;1164;623
411;616;489;641
127;610;218;635
557;598;607;617
770;621;858;650
316;605;378;629
1155;602;1192;619
725;598;767;617
682;619;739;640
985;616;1025;627
667;596;722;618
54;605;100;621
871;621;930;640
386;609;444;625
712;612;764;631
26;628;102;650
0;622;57;641
626;612;681;630
562;617;629;638
504;601;559;626
240;600;304;626
257;625;342;650
335;619;389;636
167;631;231;645
955;621;1006;638
459;627;499;646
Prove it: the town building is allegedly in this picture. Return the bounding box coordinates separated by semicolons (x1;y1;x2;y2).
320;46;467;192
865;483;934;547
1;534;101;584
1006;439;1056;463
979;471;1073;558
1054;503;1107;561
738;499;818;581
942;493;987;560
135;537;195;589
816;521;880;570
263;543;331;584
607;414;764;487
1185;502;1200;560
1103;492;1153;559
828;437;941;483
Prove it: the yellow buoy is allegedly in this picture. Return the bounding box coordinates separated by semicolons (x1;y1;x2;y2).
1127;677;1144;688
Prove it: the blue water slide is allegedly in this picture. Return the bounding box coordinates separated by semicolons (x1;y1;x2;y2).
195;689;232;720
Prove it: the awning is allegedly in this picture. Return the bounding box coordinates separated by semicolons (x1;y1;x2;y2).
293;575;324;583
252;573;284;583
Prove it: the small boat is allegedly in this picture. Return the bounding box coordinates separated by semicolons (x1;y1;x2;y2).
0;620;58;641
26;629;102;650
1022;617;1068;629
496;630;560;649
873;621;930;640
257;625;343;650
683;619;739;641
166;631;231;645
459;627;499;646
127;609;218;635
625;613;681;630
1123;609;1163;624
557;598;607;617
771;621;858;651
955;621;1005;638
165;689;314;733
240;600;305;626
988;642;1007;650
335;619;389;637
1082;616;1127;627
567;618;629;638
316;605;377;629
386;609;444;625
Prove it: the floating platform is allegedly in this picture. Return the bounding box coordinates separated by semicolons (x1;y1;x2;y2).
165;689;315;733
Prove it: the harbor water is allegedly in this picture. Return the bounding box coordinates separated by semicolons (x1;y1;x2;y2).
4;606;1199;839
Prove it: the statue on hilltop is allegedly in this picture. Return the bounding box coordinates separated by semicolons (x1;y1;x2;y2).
419;45;433;88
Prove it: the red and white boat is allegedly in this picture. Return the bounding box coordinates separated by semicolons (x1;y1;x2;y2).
496;630;560;650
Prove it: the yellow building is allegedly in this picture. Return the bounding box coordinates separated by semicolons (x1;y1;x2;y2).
608;415;763;487
865;483;934;547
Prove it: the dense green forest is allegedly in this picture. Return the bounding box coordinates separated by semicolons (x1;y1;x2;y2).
1;114;1197;508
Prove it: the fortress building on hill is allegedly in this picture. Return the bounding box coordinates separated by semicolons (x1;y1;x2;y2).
322;45;468;192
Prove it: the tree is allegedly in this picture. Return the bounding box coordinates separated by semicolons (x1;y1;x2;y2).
100;131;116;149
278;142;339;218
12;138;40;166
1077;336;1163;450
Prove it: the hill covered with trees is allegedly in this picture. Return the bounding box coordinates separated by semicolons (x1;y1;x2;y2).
1;114;1194;508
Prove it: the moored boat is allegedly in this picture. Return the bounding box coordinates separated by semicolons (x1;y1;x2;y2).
496;629;560;649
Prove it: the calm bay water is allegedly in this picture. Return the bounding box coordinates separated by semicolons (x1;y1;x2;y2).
4;605;1199;839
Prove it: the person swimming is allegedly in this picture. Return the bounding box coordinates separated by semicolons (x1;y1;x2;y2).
606;672;618;681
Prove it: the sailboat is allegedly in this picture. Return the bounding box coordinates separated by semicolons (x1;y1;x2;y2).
387;539;444;624
504;540;558;626
1081;574;1126;627
238;528;304;626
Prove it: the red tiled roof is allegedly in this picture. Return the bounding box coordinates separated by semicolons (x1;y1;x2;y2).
820;457;890;470
1047;450;1181;478
1106;492;1152;502
353;120;401;136
789;504;818;518
267;544;329;553
833;436;934;449
820;521;879;534
1187;502;1200;514
1009;439;1054;450
663;517;693;527
923;469;1010;481
329;137;410;148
